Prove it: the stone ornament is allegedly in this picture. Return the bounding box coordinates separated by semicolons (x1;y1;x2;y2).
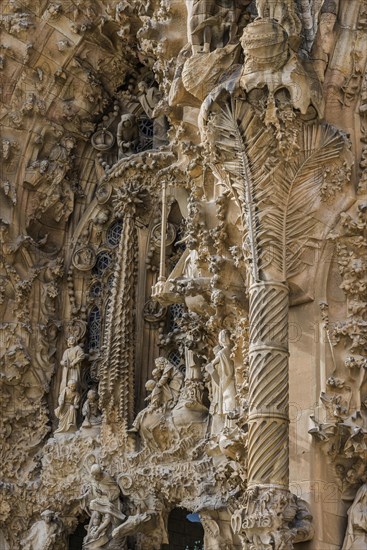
343;484;367;550
95;183;113;204
72;247;97;271
150;222;177;248
55;380;80;434
91;129;115;151
1;0;366;548
82;389;102;429
21;510;63;549
142;299;167;322
59;336;85;395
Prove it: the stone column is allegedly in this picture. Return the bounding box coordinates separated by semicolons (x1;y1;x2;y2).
158;179;168;283
247;281;289;490
232;281;302;549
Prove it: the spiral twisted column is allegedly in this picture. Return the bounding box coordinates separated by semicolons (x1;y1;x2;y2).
247;281;290;489
231;281;297;548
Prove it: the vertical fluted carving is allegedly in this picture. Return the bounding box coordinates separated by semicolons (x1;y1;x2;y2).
98;184;144;428
247;282;290;488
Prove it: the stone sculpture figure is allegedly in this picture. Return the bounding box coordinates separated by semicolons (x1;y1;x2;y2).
21;510;63;550
82;389;102;428
81;465;125;528
31;136;76;223
128;379;164;449
149;356;184;411
185;0;245;54
83;511;110;549
117;113;139;159
59;336;85;395
129;358;183;446
311;0;340;81
186;0;218;53
54;380;80;434
342;483;367;549
137;81;168;148
206;329;237;424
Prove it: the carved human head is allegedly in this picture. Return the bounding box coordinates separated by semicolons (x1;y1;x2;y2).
68;380;77;391
138;81;147;93
91;464;103;480
155;357;166;369
61;136;76;151
87;389;98;401
218;329;231;347
67;336;76;347
120;113;134;128
39;159;49;174
145;379;156;392
91;512;101;525
346;468;358;484
41;510;55;523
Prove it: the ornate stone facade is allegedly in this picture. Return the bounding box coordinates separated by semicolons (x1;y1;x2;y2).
0;1;366;549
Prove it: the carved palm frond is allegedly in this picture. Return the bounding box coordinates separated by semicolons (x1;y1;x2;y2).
201;96;348;281
207;99;274;280
256;122;346;279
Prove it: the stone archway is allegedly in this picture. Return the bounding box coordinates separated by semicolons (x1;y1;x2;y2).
164;508;204;550
68;519;89;550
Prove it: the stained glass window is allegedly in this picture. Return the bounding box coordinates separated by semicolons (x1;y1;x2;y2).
168;303;184;332
89;281;102;298
107;220;123;247
137;116;153;152
92;251;113;276
88;306;101;351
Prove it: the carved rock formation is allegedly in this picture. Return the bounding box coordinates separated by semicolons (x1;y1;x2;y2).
0;1;366;549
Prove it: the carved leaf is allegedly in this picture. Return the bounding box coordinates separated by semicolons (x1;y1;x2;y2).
257;123;346;279
201;96;349;281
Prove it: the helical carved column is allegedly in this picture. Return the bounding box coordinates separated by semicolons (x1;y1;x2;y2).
247;281;289;490
232;281;299;549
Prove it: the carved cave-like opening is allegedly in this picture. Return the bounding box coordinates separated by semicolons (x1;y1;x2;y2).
68;519;89;550
163;508;204;550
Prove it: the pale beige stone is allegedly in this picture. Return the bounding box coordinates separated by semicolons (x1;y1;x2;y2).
0;1;366;548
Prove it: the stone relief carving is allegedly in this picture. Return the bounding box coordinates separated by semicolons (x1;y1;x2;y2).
1;0;366;548
342;483;367;550
21;510;64;550
55;380;80;435
59;337;86;395
117;113;139;159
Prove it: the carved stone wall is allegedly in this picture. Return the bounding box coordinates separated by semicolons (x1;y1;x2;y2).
0;1;366;549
